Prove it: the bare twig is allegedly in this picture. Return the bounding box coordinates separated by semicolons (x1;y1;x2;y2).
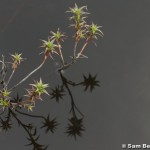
4;69;15;89
10;58;47;91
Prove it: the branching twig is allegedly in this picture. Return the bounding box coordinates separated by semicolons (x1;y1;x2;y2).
76;37;91;59
59;71;84;117
10;58;47;90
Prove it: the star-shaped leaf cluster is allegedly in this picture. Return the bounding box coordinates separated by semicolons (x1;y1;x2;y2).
0;116;12;132
66;117;85;139
12;93;23;103
50;85;65;102
30;78;49;96
67;4;89;26
86;23;103;39
50;28;66;42
11;94;23;109
41;115;58;133
82;74;100;92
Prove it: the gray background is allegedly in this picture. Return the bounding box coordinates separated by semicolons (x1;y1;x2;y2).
0;0;150;150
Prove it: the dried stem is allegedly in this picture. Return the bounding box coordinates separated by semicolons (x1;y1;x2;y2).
56;39;64;66
76;41;88;58
0;55;7;88
73;41;78;58
10;57;47;91
4;69;15;89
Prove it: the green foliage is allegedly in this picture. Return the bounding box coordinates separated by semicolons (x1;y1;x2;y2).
11;53;24;69
11;53;23;64
30;78;49;96
0;98;10;110
0;4;103;150
50;28;66;42
2;89;11;98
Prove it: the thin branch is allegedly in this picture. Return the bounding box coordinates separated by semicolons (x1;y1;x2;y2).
57;38;90;72
0;55;7;88
59;71;84;117
56;40;65;66
73;41;78;58
4;69;15;89
76;41;88;58
10;58;47;91
16;109;45;119
66;80;83;86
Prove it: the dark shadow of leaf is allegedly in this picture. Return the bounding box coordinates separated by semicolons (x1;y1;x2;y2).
50;85;65;102
82;74;100;92
41;115;58;134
